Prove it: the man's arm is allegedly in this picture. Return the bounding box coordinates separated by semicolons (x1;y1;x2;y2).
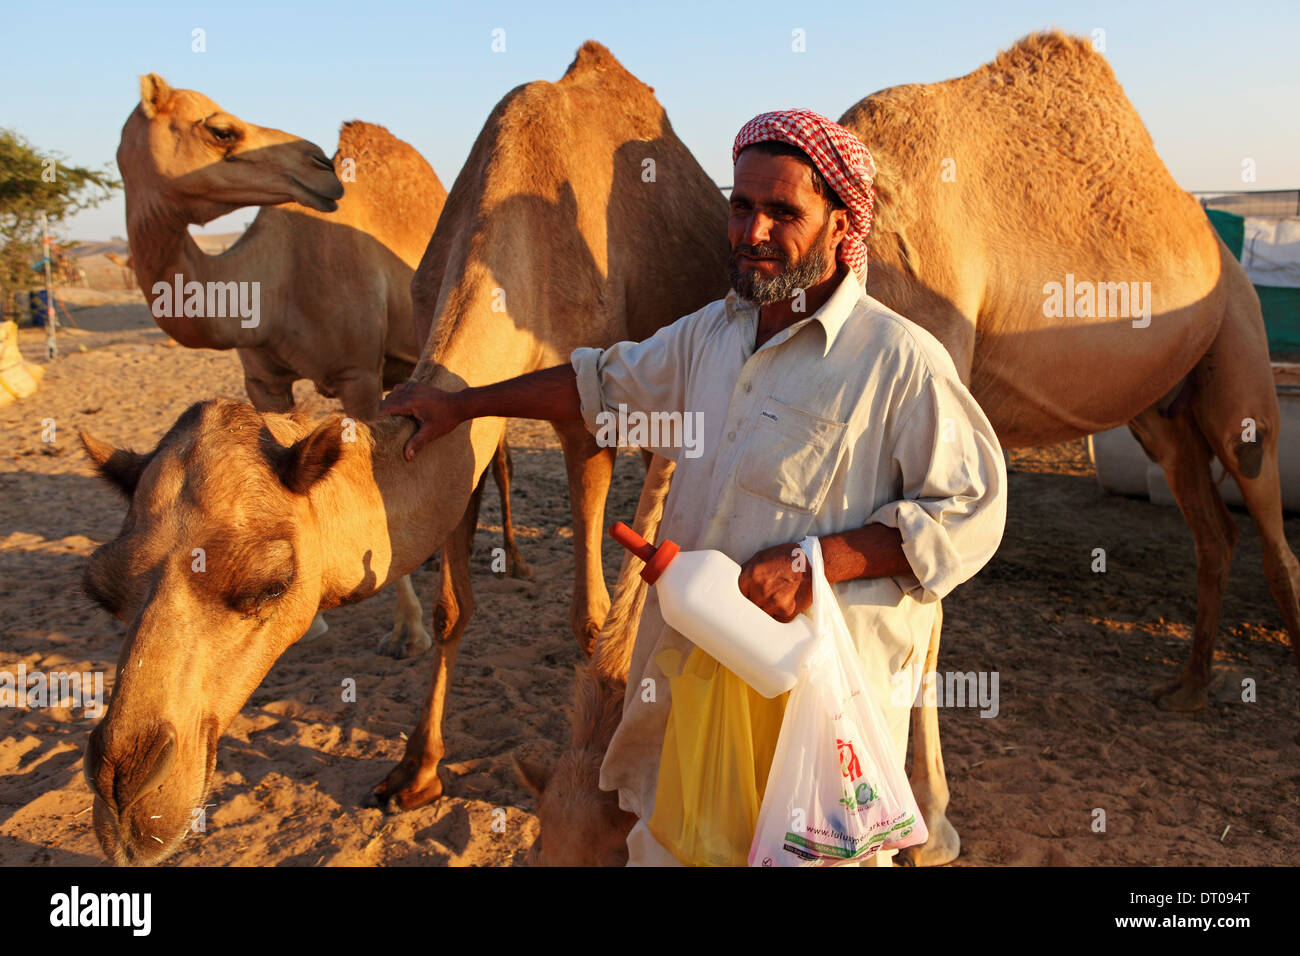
381;306;709;462
737;525;910;623
379;364;582;461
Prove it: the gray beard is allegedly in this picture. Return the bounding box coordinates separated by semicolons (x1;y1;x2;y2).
729;219;835;307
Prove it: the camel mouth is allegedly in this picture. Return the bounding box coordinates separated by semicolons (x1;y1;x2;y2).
92;728;220;866
288;175;341;212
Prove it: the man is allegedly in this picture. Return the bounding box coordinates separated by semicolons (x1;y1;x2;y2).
380;109;1007;866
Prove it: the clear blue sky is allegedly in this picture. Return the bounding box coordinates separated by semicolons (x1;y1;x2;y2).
4;0;1297;241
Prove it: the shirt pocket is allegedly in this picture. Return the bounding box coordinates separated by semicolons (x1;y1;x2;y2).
735;396;848;514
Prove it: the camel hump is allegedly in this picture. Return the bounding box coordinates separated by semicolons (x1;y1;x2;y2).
564;39;621;77
332;120;445;228
985;29;1116;85
560;39;655;93
336;120;405;160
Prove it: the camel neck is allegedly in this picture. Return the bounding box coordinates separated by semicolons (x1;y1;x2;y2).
311;413;509;607
315;271;550;605
126;196;267;351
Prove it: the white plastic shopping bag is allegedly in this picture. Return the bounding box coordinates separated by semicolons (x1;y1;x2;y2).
748;535;928;866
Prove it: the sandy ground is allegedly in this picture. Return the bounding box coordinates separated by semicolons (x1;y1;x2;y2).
1;302;1297;867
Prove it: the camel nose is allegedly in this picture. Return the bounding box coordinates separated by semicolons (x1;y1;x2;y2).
309;150;333;172
86;720;178;816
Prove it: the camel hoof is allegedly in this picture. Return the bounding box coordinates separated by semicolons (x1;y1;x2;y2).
377;619;433;659
1151;676;1209;712
578;620;601;658
508;555;533;579
895;813;960;867
298;614;329;643
369;768;444;813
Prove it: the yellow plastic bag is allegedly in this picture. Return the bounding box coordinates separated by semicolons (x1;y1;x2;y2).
647;645;790;866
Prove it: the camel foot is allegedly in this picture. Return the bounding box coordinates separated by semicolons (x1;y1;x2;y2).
508;554;533;579
298;614;329;643
368;762;444;813
1151;674;1209;712
577;619;601;658
895;812;960;867
377;617;433;660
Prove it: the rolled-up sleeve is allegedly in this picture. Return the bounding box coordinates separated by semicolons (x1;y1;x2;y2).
866;365;1007;603
570;308;701;457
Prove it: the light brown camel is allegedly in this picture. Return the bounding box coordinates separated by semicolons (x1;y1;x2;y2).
78;42;729;864
840;29;1299;864
115;74;529;649
366;41;730;810
523;30;1300;866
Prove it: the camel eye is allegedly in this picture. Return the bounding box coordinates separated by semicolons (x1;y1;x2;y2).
207;124;239;144
228;573;292;615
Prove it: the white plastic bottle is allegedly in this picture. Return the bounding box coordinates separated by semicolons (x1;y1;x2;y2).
610;521;817;698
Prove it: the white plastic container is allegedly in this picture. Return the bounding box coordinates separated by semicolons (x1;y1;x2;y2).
610;521;816;698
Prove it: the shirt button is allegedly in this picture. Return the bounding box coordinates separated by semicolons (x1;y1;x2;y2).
728;430;736;441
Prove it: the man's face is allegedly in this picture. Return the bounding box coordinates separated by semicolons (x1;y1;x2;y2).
728;149;849;305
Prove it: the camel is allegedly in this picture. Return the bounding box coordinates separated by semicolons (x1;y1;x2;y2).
522;30;1300;866
837;29;1299;863
115;74;529;649
366;42;730;810
78;42;729;864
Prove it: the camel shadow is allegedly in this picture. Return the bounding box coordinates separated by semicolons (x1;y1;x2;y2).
0;471;128;545
974;467;1300;638
0;834;105;866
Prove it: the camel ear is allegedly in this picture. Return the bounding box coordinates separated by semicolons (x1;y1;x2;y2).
139;74;172;118
513;756;553;795
80;430;152;498
267;419;345;495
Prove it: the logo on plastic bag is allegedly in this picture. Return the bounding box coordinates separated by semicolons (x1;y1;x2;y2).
837;738;860;780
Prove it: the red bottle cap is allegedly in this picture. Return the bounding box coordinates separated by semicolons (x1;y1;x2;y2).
609;521;679;585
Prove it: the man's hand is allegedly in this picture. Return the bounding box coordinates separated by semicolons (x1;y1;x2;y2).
737;541;812;623
378;382;464;461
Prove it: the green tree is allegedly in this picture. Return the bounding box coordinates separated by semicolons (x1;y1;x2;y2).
0;128;120;319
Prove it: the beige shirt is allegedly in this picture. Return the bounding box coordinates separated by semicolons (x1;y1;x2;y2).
570;269;1008;825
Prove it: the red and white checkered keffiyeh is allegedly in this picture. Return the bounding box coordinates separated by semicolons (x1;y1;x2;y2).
732;109;877;286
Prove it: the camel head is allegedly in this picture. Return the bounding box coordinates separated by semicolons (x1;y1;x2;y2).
78;399;350;864
117;74;344;225
515;667;636;866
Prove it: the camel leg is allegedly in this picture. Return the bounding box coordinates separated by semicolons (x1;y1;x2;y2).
1185;292;1300;678
239;358;296;414
1127;402;1237;710
554;420;617;656
376;575;432;658
1211;432;1300;677
370;476;484;811
492;436;531;579
425;470;490;651
896;600;961;866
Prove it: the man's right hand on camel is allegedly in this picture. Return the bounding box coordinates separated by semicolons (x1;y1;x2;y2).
379;382;465;461
380;364;586;461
